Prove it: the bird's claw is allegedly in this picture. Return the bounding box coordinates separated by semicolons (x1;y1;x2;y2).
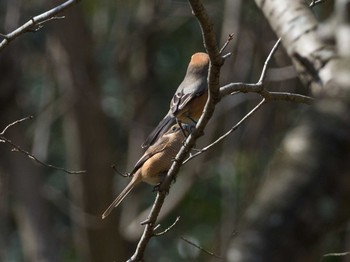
152;184;160;192
153;183;171;194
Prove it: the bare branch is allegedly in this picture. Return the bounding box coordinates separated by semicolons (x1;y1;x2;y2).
220;83;313;105
111;164;130;178
220;82;261;97
154;216;181;237
31;16;66;31
183;98;266;164
0;117;86;175
258;38;281;84
180;236;224;260
309;0;326;8
218;36;279;97
1;115;33;135
219;35;313;106
322;251;350;259
222;52;232;60
264;91;314;104
219;33;234;55
0;0;81;52
1;136;85;174
128;192;167;261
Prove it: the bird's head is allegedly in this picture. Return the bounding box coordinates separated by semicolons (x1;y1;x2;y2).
187;52;210;76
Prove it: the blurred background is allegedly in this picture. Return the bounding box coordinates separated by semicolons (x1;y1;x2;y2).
0;0;339;261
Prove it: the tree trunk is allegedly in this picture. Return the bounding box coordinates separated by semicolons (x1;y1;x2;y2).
49;6;127;261
227;1;350;261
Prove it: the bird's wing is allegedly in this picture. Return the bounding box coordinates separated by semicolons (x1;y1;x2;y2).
171;80;207;114
141;112;176;148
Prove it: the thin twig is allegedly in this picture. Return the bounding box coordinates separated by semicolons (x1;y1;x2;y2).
322;251;350;258
33;16;66;30
1;115;33;135
258;38;281;84
111;164;129;177
222;52;232;60
219;36;280;98
219;33;234;54
265;91;314;104
153;224;161;231
154;216;181;236
0;0;81;51
180;236;224;260
310;0;325;8
1;117;85;174
220;83;313;105
183;98;266;164
219;34;314;106
1;136;85;174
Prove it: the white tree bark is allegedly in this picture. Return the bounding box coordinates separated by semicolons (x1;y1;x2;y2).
226;1;350;261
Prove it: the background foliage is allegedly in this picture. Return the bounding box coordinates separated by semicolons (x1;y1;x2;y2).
0;0;341;261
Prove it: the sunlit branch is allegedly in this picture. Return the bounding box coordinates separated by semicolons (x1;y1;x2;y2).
322;252;350;259
1;115;33;135
154;216;181;237
258;38;281;84
183;98;266;164
310;0;326;8
219;36;313;105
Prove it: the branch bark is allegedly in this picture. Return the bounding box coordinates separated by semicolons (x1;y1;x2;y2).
0;0;81;52
255;0;336;92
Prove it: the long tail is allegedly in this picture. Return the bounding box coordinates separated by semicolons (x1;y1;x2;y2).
142;112;176;148
102;175;140;219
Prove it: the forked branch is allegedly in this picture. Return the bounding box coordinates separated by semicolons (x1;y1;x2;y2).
0;116;85;174
0;0;81;52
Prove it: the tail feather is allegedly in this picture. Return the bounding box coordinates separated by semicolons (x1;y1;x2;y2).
142;113;176;148
102;176;140;219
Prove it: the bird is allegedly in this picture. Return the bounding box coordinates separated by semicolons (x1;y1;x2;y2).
142;52;209;149
102;123;193;219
